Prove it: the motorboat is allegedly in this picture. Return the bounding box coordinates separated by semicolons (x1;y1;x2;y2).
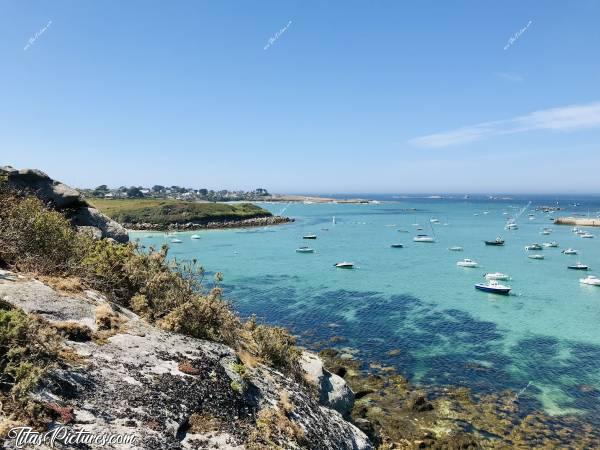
413;234;435;243
191;234;201;240
568;263;590;271
525;244;543;251
334;262;354;269
430;218;440;224
572;227;580;233
397;229;409;233
484;272;511;281
505;223;519;230
562;248;578;255
581;233;595;239
542;242;559;248
449;246;464;251
528;254;544;260
170;238;183;243
457;259;479;268
475;280;511;295
580;275;600;286
484;237;505;246
390;244;404;248
303;234;317;240
541;229;552;235
296;246;315;253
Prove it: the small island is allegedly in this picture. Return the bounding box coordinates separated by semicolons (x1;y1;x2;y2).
91;198;292;231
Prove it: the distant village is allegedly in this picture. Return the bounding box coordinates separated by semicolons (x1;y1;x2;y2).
81;184;270;202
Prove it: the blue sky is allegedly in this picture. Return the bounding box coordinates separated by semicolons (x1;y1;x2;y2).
1;1;599;193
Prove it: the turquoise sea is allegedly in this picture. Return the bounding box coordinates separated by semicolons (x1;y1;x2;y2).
132;195;600;419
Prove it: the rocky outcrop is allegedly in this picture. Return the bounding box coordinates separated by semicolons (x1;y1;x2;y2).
300;351;355;417
0;271;372;450
0;166;128;243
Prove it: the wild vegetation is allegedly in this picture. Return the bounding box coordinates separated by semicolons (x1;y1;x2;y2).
0;181;301;419
90;198;272;227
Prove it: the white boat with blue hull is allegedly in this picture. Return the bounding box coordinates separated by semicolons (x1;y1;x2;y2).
475;280;511;295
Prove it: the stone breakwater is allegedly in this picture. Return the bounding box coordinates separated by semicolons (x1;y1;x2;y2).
124;215;294;231
554;217;600;227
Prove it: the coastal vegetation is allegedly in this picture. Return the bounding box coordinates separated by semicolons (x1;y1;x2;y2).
90;198;273;228
0;181;302;422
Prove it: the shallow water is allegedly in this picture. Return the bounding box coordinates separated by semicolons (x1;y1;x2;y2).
132;196;600;418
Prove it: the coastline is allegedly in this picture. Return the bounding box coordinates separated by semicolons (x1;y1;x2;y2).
263;194;373;204
123;214;294;231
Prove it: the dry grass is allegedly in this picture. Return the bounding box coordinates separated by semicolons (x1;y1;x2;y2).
246;393;306;450
37;276;83;294
188;413;222;433
178;360;201;376
53;321;92;342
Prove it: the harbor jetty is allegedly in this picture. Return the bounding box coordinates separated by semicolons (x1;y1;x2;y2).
554;217;600;227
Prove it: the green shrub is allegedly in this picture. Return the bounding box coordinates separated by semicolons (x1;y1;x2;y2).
0;306;61;400
0;194;77;274
251;325;301;376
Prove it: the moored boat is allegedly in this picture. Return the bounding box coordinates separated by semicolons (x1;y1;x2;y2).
581;233;595;239
568;263;590;271
580;275;600;286
413;234;435;243
475;280;511;295
334;262;354;269
525;244;543;251
542;242;559;248
562;248;578;255
484;272;511;281
449;246;464;251
485;237;505;246
457;258;479;268
171;238;183;243
191;234;201;240
528;254;544;260
390;244;404;248
303;234;317;240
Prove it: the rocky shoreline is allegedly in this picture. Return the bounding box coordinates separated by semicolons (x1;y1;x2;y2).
123;215;294;231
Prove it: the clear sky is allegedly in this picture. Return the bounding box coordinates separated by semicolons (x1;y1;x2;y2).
1;1;599;193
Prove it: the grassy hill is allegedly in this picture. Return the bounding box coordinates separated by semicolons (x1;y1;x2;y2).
90;198;272;226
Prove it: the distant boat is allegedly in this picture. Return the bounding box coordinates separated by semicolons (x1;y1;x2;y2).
580;275;600;286
475;280;511;295
303;234;317;240
581;233;595;239
505;223;519;230
413;234;435;243
332;216;336;224
568;263;590;271
528;254;544;260
171;238;183;243
525;244;543;251
397;229;409;233
449;246;464;251
484;237;505;246
541;230;552;235
296;246;315;253
542;242;559;248
457;258;479;268
562;248;578;255
334;262;354;269
390;244;404;248
430;218;440;224
484;272;511;281
191;234;201;240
